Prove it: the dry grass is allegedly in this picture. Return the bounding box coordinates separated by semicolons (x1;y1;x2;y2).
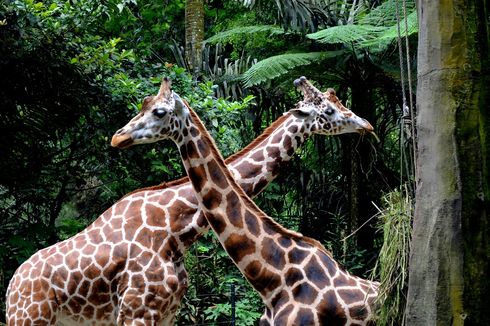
371;186;413;325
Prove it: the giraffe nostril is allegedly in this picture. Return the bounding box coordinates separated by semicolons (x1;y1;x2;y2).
116;129;123;135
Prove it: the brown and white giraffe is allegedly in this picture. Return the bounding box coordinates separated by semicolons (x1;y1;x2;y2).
111;77;379;325
5;77;374;325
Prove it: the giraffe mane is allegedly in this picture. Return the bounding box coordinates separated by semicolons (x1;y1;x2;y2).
121;110;292;199
185;104;334;259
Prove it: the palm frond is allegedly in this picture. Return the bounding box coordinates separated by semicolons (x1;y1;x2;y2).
306;25;386;45
242;51;343;87
205;25;286;44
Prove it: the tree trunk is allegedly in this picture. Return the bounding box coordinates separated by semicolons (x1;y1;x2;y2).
185;0;204;74
406;1;490;325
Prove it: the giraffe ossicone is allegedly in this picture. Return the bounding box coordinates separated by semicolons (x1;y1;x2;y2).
6;76;375;325
111;77;378;325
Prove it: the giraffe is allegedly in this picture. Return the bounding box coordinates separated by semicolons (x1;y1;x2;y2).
111;77;379;325
5;77;374;325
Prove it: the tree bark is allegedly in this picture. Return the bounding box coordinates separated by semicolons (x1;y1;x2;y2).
185;0;204;74
406;1;490;325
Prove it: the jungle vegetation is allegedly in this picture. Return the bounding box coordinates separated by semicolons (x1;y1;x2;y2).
0;0;488;324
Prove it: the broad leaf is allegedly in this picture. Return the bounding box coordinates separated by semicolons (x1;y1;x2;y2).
242;51;343;87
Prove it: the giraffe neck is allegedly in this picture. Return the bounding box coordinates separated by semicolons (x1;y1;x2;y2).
224;112;311;195
174;108;315;301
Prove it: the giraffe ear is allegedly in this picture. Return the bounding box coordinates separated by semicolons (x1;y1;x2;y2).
173;92;187;116
290;104;315;118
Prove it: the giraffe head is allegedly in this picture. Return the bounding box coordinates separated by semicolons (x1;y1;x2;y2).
111;77;190;148
292;76;374;135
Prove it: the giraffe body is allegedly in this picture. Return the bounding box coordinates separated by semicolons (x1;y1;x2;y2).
111;77;378;325
6;78;372;325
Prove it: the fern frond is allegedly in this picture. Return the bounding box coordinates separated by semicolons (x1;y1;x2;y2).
359;0;415;26
306;25;386;45
361;11;418;50
242;51;342;87
205;25;286;44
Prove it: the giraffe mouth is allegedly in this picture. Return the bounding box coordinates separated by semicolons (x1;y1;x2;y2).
111;134;134;149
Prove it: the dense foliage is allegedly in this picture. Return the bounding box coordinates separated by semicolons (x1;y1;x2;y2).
0;0;416;323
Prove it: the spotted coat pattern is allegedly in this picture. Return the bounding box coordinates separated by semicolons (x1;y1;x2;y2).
5;77;373;325
110;77;378;325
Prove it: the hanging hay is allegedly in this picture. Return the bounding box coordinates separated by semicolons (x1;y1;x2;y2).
372;186;413;325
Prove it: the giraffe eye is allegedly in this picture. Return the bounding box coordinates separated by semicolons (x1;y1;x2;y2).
325;107;334;115
153;109;167;118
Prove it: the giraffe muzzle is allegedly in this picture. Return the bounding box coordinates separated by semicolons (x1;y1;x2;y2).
111;133;134;148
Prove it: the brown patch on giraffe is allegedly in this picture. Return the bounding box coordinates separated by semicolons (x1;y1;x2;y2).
151;231;167;252
244;260;262;280
265;147;281;171
129;243;143;259
147;266;165;283
202;188;222;210
319;253;338;278
253;267;282;296
317;290;348;324
145;205;166;227
271;129;285;144
270;289;289;311
90;279;110;304
128;260;144;273
273;304;294;325
293;308;316;325
304;256;331;288
168;199;195;233
236;159;257;180
284;136;294;156
226;192;243;227
77;280;91;298
224;233;255;262
185;140;200;159
82;304;95;320
285;267;304;287
137;250;153;267
67;271;83;294
78;256;92;273
349;305;369;321
189;126;199;137
83;263;100;280
288;125;298;134
187;164;206;193
253;177;268;194
333;271;350;287
95;244;111;268
180;228;199;246
292;281;318;305
337;288;365;304
135;227;153;249
196;138;210;157
29;262;42;279
250;150;264;162
96;303;113;320
207;159;228;189
240;182;253;196
131;274;145;289
287;247;309;265
277;236;292;249
124;201;144;240
112;243;129;263
261;237;286;270
244;210;260;237
114;199;130;216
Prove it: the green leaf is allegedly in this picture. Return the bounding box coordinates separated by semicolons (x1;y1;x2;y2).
205;25;286;44
307;25;386;45
242;51;342;87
